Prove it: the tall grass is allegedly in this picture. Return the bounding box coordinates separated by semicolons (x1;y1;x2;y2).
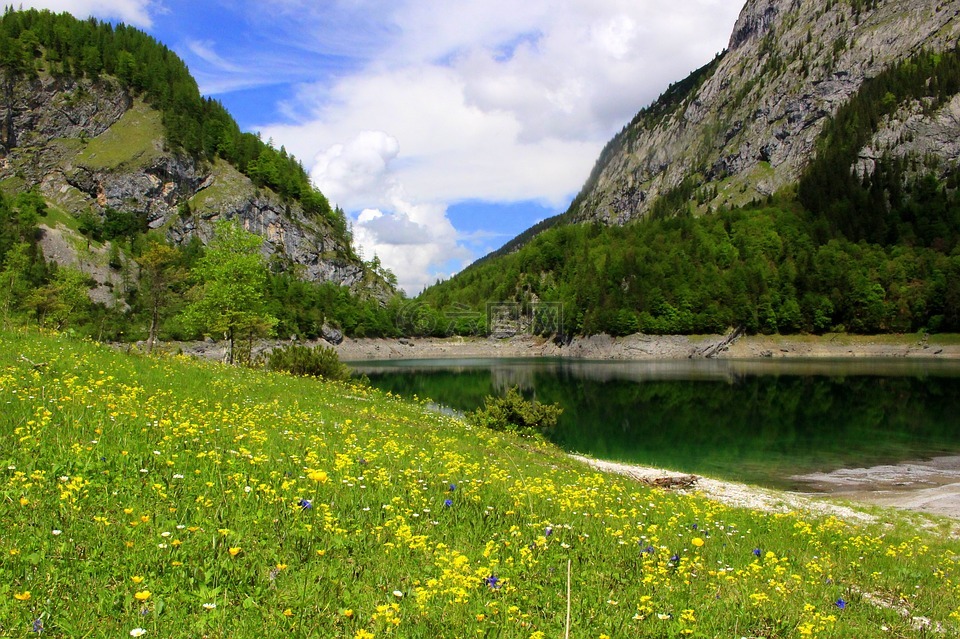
1;328;959;637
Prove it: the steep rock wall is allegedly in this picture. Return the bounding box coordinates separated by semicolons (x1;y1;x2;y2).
574;0;960;224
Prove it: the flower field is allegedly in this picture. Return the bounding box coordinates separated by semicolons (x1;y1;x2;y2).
2;329;960;638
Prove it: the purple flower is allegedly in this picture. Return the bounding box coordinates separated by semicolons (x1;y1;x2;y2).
544;527;553;537
642;545;656;555
691;523;698;531
298;499;312;510
835;598;846;610
31;618;43;633
443;498;453;508
448;484;456;492
753;548;762;557
670;554;680;563
484;575;501;589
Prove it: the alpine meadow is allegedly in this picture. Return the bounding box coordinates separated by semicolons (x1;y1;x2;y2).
3;1;960;638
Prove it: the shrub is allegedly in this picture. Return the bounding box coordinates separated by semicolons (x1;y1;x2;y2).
469;386;562;437
265;343;350;381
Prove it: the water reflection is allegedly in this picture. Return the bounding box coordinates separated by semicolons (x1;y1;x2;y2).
353;358;960;488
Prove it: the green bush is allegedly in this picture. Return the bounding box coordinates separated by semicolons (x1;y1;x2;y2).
264;343;350;381
469;386;562;437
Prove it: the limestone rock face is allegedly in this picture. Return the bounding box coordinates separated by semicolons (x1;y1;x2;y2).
0;74;374;293
573;0;960;225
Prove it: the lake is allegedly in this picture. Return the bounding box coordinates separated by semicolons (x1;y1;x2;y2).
351;358;960;490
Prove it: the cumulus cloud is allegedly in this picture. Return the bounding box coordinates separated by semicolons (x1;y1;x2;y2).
351;192;473;294
312;131;400;210
250;1;742;292
16;0;155;27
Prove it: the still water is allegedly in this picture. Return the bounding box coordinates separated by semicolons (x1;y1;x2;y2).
352;358;960;489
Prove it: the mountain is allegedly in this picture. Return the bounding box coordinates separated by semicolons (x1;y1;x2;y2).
0;9;390;305
573;0;960;225
419;0;960;337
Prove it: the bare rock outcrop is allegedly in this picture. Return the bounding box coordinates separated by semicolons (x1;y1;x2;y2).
0;74;379;298
573;0;960;225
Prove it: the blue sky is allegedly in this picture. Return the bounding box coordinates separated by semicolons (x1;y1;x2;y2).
25;0;744;294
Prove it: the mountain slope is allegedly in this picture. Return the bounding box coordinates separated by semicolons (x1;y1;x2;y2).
418;0;960;337
0;9;385;295
575;0;960;225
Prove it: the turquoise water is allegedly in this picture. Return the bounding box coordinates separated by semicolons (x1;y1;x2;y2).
352;358;960;489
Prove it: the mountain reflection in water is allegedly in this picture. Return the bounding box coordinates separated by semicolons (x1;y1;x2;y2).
353;358;960;489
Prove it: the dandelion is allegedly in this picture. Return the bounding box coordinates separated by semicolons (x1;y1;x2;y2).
19;497;29;506
691;537;705;548
14;591;31;601
134;590;151;601
308;470;328;483
229;547;242;557
283;608;293;617
131;576;144;584
130;628;146;637
353;630;374;639
343;609;354;618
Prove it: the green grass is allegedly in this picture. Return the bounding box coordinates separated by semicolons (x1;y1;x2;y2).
40;205;83;234
75;102;163;171
188;159;254;214
2;328;960;638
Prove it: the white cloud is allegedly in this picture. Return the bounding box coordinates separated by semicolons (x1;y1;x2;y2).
16;0;155;27
252;1;742;292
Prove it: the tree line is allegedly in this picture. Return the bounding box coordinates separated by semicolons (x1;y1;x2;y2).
0;201;406;344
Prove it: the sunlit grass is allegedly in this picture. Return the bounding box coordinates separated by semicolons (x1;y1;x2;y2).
2;328;959;638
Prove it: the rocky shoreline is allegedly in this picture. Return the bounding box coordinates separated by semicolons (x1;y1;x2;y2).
163;331;960;363
331;332;960;362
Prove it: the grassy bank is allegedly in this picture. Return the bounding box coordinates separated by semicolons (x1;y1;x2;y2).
2;329;960;638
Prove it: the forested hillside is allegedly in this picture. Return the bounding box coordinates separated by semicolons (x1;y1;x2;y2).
0;8;337;225
419;44;960;337
0;9;403;343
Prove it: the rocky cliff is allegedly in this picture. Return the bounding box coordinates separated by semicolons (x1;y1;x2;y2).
0;73;374;292
573;0;960;224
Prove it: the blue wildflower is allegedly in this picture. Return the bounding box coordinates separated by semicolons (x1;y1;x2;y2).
484;575;501;589
31;618;43;633
835;598;846;610
691;523;698;531
448;483;456;492
753;548;762;557
670;554;680;563
298;499;312;510
643;546;656;554
443;498;453;507
545;526;553;537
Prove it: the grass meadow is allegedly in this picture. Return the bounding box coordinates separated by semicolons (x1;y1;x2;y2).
2;328;960;638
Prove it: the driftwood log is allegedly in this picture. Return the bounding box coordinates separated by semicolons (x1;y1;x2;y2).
643;474;699;489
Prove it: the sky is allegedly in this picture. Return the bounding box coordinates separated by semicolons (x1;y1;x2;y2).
21;0;744;294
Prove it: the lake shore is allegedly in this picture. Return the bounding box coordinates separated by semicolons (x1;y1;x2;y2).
575;453;960;524
333;332;960;361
